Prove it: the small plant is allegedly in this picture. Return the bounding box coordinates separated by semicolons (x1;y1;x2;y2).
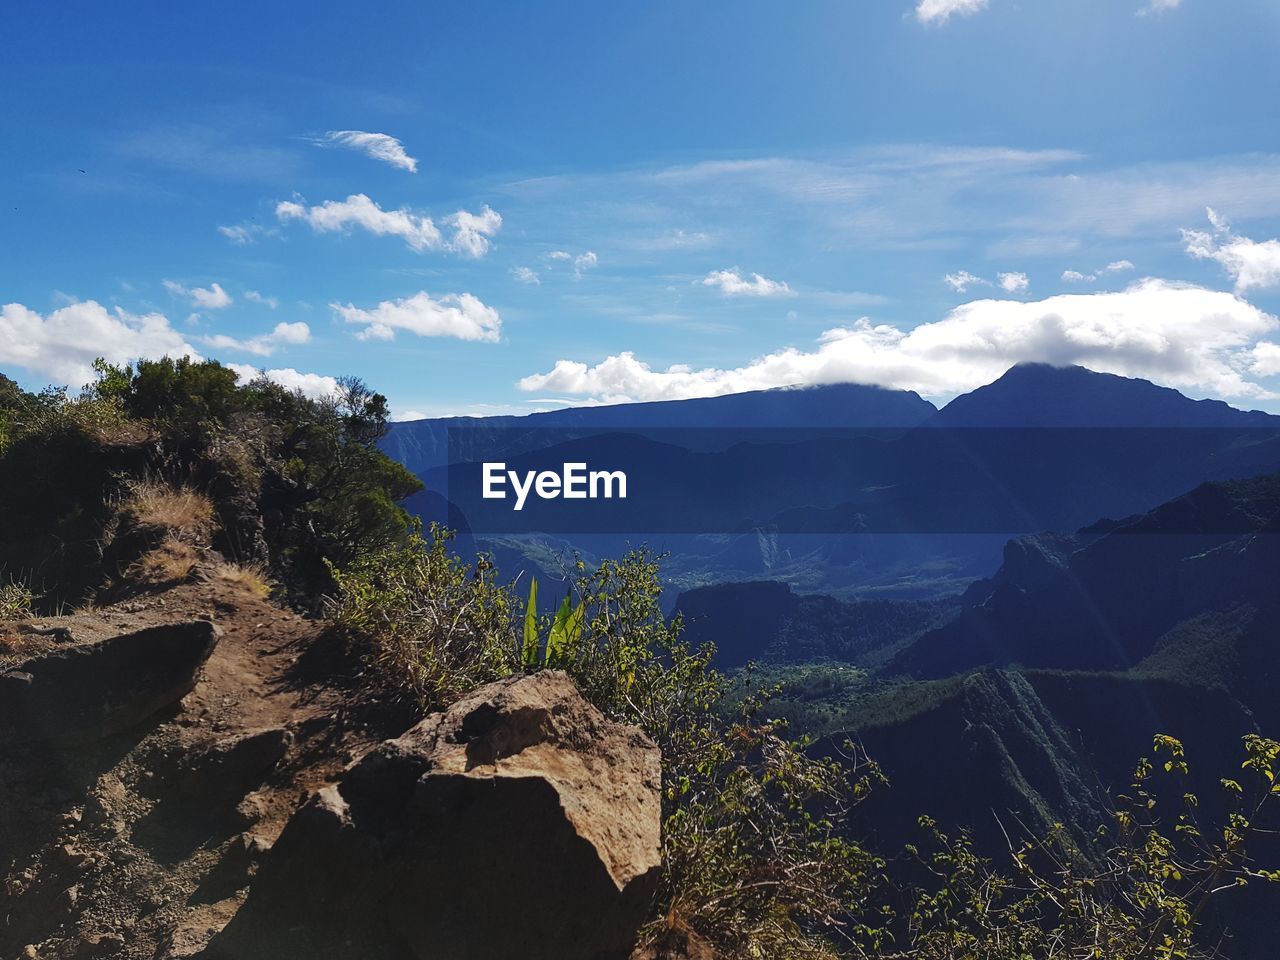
519;576;586;669
119;478;216;541
211;559;274;599
129;539;202;587
326;524;519;707
0;580;35;620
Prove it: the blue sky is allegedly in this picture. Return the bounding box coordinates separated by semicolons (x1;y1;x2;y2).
4;0;1280;417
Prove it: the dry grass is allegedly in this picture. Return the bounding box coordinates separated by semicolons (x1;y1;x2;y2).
123;479;216;540
130;539;202;587
210;560;274;600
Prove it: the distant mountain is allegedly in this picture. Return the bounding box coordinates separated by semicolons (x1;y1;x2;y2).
384;382;937;475
933;363;1279;427
383;366;1280;601
675;580;958;668
829;668;1256;859
889;472;1280;683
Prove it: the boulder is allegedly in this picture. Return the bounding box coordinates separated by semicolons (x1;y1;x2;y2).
203;671;662;960
0;621;220;745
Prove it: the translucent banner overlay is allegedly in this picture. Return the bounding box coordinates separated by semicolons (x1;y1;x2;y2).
412;427;1280;535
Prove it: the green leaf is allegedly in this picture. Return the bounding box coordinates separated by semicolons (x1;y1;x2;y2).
546;592;574;666
521;577;540;668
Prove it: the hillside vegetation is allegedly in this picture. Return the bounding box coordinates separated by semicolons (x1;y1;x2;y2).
3;361;1280;958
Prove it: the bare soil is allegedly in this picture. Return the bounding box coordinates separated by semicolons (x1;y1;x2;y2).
0;571;407;960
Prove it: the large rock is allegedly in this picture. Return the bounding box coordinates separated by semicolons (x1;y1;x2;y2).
203;671;663;960
0;621;219;745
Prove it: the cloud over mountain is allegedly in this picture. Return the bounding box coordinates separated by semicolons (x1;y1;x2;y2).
519;279;1277;403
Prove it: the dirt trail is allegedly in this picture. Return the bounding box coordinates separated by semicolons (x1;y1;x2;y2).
0;573;393;960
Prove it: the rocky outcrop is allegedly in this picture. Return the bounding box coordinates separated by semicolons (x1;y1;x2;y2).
203;671;662;960
0;621;220;745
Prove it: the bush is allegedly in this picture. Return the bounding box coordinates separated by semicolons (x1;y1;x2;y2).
326;525;518;705
0;359;422;608
210;559;274;600
884;734;1280;959
329;531;893;957
116;479;216;541
329;534;1280;959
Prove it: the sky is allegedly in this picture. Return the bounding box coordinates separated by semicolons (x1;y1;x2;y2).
4;0;1280;418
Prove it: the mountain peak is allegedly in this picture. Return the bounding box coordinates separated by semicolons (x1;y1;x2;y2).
934;364;1277;427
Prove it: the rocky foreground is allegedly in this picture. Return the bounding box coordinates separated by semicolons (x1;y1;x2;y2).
0;577;662;960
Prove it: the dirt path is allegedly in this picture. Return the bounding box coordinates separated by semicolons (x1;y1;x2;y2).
0;573;391;960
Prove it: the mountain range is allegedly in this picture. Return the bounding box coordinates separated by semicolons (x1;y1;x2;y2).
385;364;1280;600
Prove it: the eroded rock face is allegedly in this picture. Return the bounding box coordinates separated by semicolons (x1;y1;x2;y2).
203;671;663;960
0;621;220;745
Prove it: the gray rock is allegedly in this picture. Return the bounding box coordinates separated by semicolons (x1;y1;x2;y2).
203;671;662;960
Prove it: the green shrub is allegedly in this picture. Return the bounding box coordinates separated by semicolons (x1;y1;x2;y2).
326;525;519;705
329;534;1280;958
0;580;35;620
0;359;422;608
329;534;893;957
884;734;1280;959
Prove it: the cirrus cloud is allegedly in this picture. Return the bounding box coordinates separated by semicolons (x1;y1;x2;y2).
518;279;1278;404
311;130;418;173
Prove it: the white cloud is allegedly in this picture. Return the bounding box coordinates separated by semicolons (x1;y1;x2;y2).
392;409;428;422
512;266;541;285
518;280;1278;404
447;206;503;258
943;271;991;293
0;299;200;386
244;290;279;309
163;280;232;310
312;130;418;173
227;363;339;400
998;271;1029;293
331;291;501;343
217;223;275;245
202;321;311;357
1251;342;1280;377
276;194;501;257
546;250;600;280
1182;208;1280;293
916;0;988;25
572;251;598;279
1060;260;1135;284
1138;0;1181;16
702;268;792;298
